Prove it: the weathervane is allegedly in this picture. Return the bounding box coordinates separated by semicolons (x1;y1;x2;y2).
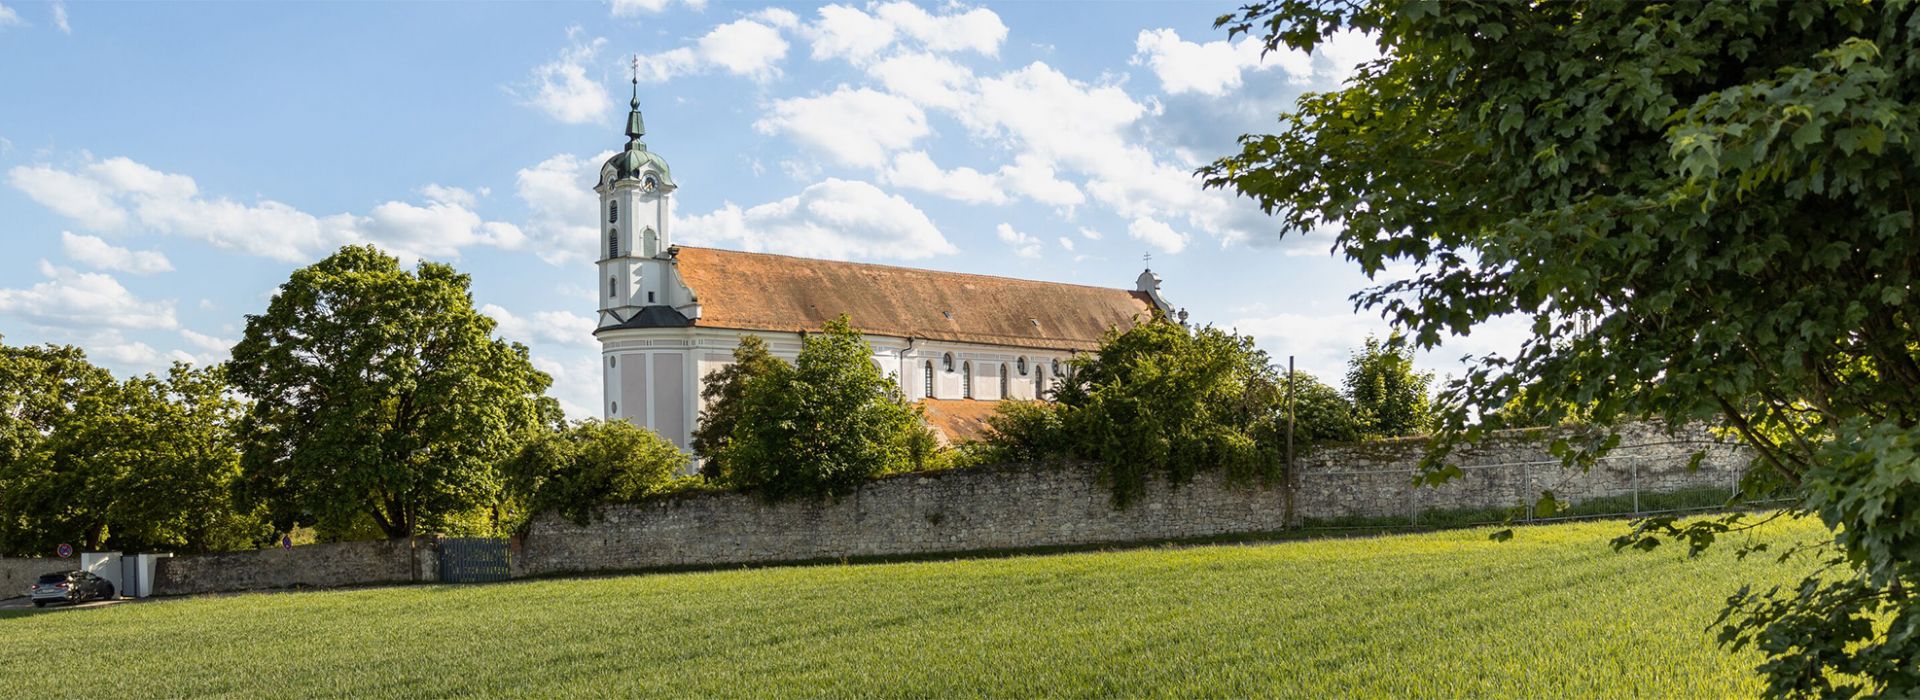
631;54;641;84
1143;252;1152;268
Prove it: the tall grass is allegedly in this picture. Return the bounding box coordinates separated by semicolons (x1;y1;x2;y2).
0;517;1822;698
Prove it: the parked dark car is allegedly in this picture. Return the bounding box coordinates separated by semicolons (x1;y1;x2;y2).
28;571;114;607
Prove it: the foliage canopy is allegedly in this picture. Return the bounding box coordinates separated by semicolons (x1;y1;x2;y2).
1205;1;1920;695
503;418;689;528
691;334;784;483
1344;335;1432;438
0;342;264;555
712;316;930;500
228;245;559;540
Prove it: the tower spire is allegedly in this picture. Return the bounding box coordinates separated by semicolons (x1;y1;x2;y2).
626;54;646;144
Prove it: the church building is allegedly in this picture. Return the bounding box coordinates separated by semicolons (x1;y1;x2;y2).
593;78;1172;455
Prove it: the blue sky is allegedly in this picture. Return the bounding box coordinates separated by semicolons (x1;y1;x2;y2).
0;0;1522;418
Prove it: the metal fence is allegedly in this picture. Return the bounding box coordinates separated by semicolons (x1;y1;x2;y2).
438;538;512;583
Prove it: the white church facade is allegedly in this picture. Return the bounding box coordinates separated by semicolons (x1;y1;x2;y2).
593;79;1172;453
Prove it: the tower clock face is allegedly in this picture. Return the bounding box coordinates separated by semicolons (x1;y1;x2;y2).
642;175;658;193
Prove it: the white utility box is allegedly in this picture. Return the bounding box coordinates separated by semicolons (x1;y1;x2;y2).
79;552;122;597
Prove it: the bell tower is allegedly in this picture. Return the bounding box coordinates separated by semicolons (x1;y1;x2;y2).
595;57;678;330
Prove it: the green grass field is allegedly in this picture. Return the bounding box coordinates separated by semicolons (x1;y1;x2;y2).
0;517;1822;698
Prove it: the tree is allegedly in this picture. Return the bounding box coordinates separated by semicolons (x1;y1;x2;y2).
1204;2;1919;695
504;419;689;527
714;316;924;500
690;335;785;482
0;342;125;554
1287;371;1360;444
986;317;1283;506
0;344;265;555
1343;335;1432;438
109;364;270;553
228;245;559;540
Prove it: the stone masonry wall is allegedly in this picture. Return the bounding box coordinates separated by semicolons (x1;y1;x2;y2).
152;537;437;596
0;558;78;599
515;423;1747;577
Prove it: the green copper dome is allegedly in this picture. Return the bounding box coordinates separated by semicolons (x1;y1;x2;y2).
605;79;674;187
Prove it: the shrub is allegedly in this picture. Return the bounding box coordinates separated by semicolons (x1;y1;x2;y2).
691;335;785;482
981;400;1072;464
1287;371;1362;444
987;317;1285;505
1343;335;1433;438
715;316;924;500
504;419;689;527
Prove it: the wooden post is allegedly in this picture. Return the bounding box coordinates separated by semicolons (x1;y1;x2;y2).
1282;354;1297;529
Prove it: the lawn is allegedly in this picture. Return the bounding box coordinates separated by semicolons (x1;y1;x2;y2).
0;516;1823;698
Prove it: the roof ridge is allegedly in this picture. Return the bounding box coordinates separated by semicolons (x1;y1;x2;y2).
672;245;1137;295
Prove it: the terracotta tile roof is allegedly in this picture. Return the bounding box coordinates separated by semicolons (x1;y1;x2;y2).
918;399;1008;446
670;246;1157;351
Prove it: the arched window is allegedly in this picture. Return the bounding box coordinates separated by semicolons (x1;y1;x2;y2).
1016;356;1028;375
923;361;935;399
962;361;973;398
608;277;617;298
1035;365;1046;397
609;200;618;224
999;364;1009;399
609;229;619;258
942;352;955;372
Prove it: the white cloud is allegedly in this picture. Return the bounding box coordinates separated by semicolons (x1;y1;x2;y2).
1311;30;1383;86
795;3;1005;65
805;4;897;63
678;178;957;260
7;164;127;228
880;151;1083;210
1077;226;1103;240
609;0;705;15
1133;28;1297;97
1229;310;1380;380
482;303;597;348
637;17;790;83
10;155;526;264
530;352;600;420
514;151;611;265
0;3;21;28
50;1;67;33
0;261;178;331
1133;28;1378;97
1057;237;1074;252
869;52;976;112
995;223;1040;259
79;330;195;373
420;183;483;208
525;31;612;125
1127;217;1188;254
871;2;1006;56
882;151;1006;205
177;328;236;364
59;232;173;275
997;154;1084;210
757;87;928;168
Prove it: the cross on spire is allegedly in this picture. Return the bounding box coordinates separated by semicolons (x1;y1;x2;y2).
1143;252;1152;269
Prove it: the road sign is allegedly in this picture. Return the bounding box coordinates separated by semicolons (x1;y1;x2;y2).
55;543;72;558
